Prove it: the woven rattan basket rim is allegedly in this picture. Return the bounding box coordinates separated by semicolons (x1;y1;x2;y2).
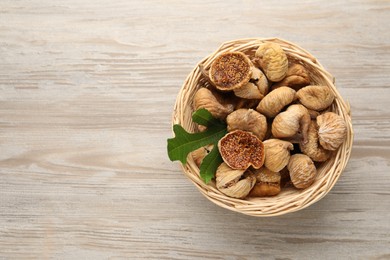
172;37;354;217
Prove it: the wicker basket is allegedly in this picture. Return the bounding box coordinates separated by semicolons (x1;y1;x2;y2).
172;38;353;217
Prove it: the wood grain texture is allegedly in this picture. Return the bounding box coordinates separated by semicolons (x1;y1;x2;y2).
0;0;389;259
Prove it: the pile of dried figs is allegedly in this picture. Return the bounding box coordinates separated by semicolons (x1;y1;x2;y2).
191;42;347;199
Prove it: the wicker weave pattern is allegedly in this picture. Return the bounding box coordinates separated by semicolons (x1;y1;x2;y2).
172;38;353;217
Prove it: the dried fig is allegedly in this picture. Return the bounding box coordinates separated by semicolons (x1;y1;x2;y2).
193;88;234;120
317;112;347;151
216;163;256;198
256;87;296;118
226;109;267;140
272;104;310;142
251;66;269;96
287;154;317;189
297;85;335;111
299;120;331;162
263;139;294;172
272;63;310;90
234;82;263;100
255;42;288;82
234;67;267;99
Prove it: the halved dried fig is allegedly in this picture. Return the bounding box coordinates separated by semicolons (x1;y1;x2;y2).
209;52;253;91
218;130;265;170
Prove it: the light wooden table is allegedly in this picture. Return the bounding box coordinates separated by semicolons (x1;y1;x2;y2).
1;1;389;259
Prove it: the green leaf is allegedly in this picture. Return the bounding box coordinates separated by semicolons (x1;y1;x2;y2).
191;108;220;127
199;145;224;184
167;109;227;183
